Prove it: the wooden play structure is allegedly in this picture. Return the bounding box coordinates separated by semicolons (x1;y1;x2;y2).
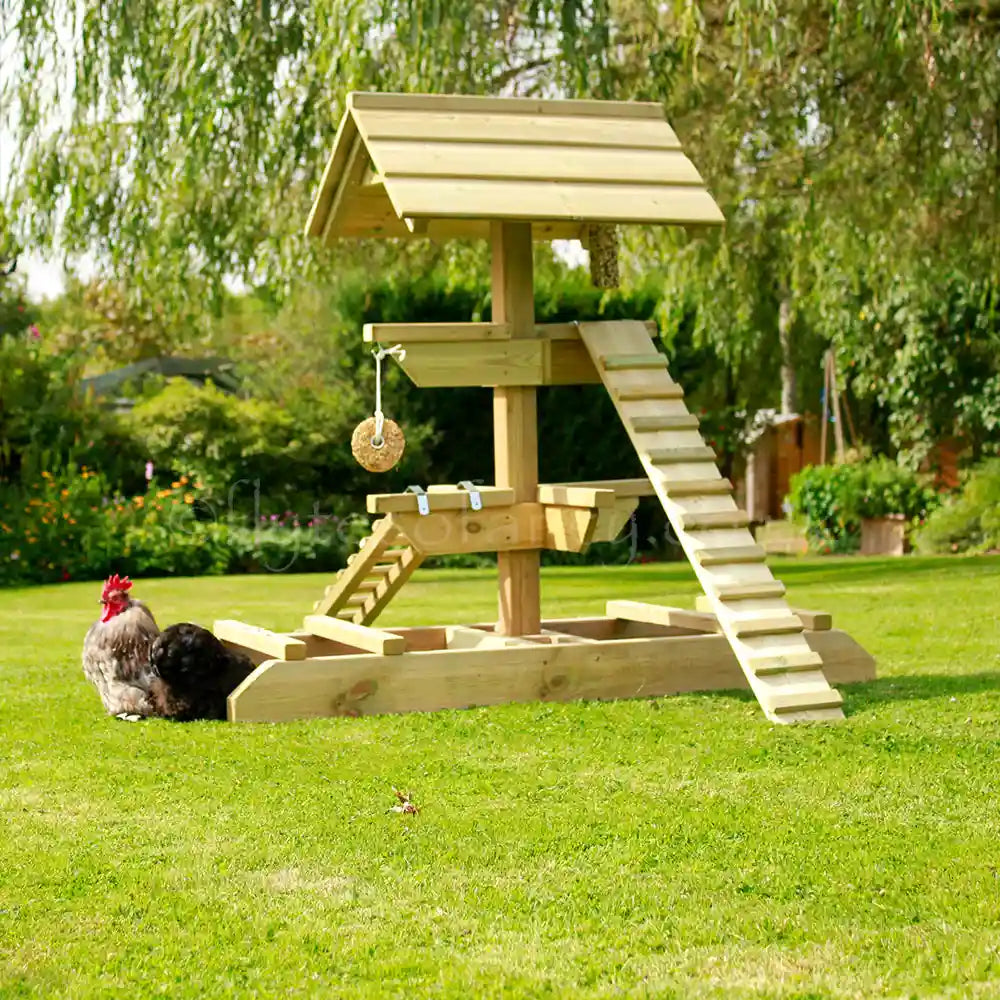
218;92;874;724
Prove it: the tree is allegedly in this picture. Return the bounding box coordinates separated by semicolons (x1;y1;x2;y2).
4;1;998;434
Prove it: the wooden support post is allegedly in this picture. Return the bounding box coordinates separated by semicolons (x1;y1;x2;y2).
492;221;541;636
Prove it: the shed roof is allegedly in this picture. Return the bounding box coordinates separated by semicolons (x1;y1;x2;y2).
305;92;724;242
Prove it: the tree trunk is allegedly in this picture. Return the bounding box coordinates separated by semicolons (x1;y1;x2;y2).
778;295;796;415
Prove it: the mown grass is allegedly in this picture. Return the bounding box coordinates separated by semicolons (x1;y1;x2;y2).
2;556;1000;998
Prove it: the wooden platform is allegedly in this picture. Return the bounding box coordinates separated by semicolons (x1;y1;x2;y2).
223;608;875;723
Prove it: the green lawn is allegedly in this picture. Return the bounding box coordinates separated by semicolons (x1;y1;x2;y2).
2;556;1000;998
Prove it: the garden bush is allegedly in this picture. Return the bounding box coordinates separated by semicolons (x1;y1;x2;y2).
0;466;364;587
913;459;1000;554
787;457;939;554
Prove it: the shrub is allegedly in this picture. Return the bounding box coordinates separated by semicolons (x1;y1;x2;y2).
913;459;1000;554
787;458;939;554
0;466;364;587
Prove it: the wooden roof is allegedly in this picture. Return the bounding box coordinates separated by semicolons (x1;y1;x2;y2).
305;92;724;242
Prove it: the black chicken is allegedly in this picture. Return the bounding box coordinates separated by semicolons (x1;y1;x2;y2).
82;574;256;721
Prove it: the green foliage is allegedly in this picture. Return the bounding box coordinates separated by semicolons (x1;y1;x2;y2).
915;459;1000;556
787;457;939;553
787;463;864;554
833;274;1000;465
0;466;360;587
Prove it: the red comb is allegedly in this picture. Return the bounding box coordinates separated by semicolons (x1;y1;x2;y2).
101;574;133;599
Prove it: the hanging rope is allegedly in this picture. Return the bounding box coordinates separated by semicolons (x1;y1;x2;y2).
371;344;406;446
351;343;407;473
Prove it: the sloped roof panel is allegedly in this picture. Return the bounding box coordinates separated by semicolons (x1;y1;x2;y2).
305;92;724;242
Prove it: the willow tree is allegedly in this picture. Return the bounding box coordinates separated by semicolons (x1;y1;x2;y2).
3;0;998;419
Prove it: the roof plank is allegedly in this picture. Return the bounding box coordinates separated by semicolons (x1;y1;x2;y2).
367;140;705;187
348;91;665;120
355;109;682;151
386;177;725;226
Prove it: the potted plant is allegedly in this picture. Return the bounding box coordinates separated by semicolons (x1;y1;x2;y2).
855;458;939;556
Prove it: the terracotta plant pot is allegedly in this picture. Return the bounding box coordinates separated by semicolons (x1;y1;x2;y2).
860;515;911;556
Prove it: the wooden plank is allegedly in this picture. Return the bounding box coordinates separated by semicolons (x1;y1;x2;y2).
601;353;667;371
695;597;832;632
303;615;406;656
305;110;357;238
710;581;787;601
730;615;805;638
364;322;508;343
678;510;752;531
537;485;616;509
544;339;602;385
227;628;873;723
615;383;684;401
591;497;640;543
631;414;700;432
353;109;681;149
321;134;370;242
767;688;844;715
606;600;721;634
747;650;825;676
368;141;704;186
663;478;732;497
558;478;655;498
793;609;834;631
647;446;718;464
390;504;544;556
349;91;667;120
396;339;545;387
492;221;540;637
445;626;538;650
543;506;599;552
367;487;514;514
213;620;308;661
693;544;767;566
383;178;725;227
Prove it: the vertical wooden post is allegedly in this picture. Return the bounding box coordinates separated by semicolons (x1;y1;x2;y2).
491;221;541;636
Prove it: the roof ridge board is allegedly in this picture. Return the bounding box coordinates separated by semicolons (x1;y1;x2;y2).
346;90;666;121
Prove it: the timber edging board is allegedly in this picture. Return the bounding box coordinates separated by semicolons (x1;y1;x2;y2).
227;627;875;723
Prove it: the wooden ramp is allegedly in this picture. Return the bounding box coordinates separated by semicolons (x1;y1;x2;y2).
313;517;424;624
577;320;845;724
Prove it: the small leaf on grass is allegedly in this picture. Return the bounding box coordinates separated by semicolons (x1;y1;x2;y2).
390;787;419;815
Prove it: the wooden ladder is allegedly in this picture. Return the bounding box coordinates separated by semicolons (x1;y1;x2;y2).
577;320;844;723
312;517;424;625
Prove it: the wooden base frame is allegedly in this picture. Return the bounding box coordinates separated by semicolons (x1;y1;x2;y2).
224;611;875;724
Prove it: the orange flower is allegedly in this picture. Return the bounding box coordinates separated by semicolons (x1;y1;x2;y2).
171;481;181;489
41;471;52;480
179;476;189;486
184;493;195;504
60;489;69;498
157;489;171;499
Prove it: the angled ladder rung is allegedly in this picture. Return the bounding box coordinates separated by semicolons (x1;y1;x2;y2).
631;414;700;433
662;478;732;497
767;688;844;715
749;650;825;676
679;510;751;532
615;384;684;402
710;580;786;601
647;446;717;465
600;353;668;371
694;544;767;566
731;615;804;638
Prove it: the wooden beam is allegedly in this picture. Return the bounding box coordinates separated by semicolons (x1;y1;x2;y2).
227;627;875;722
367;486;514;514
557;478;655;497
390;503;545;555
605;600;721;634
213;620;308;661
492;220;540;636
542;505;600;552
303;615;405;655
321;134;369;242
361;320;657;344
694;596;833;631
537;485;617;508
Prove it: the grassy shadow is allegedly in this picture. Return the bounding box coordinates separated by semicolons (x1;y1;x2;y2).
845;670;1000;710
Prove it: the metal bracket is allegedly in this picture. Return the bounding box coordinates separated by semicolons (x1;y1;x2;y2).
405;485;431;516
457;480;483;511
